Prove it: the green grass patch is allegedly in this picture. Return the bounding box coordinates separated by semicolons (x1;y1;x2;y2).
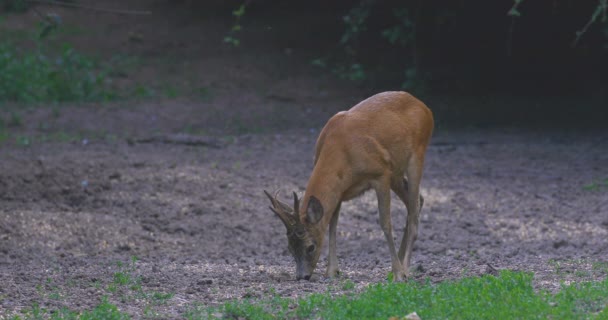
186;271;608;320
583;179;608;191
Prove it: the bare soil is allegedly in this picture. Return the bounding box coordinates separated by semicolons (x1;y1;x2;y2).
1;1;608;318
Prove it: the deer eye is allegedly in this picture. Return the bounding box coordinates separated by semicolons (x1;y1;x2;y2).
307;244;316;255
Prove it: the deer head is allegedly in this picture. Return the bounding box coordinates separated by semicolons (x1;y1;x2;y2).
264;190;324;280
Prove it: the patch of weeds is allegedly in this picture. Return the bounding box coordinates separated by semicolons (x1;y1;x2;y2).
106;256;140;294
106;282;118;293
386;271;395;283
583;179;608;191
185;271;608;320
151;292;174;304
14;303;45;320
341;279;356;291
163;85;179;98
132;84;155;99
35;284;44;294
592;261;608;273
79;297;131;319
548;259;564;275
15;135;31;147
113;271;131;286
143;305;160;318
47;289;61;300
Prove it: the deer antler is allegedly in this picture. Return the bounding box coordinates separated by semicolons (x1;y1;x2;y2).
264;190;297;227
293;192;300;214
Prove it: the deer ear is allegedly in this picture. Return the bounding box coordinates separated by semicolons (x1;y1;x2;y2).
306;196;324;224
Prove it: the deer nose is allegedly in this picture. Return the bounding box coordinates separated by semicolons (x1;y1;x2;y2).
304;275;311;281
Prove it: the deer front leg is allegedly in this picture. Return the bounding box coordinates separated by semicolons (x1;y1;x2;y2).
375;180;406;281
326;202;342;277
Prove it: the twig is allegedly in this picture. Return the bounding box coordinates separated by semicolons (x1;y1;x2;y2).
486;263;499;276
572;0;608;47
129;134;224;148
506;0;524;18
26;0;152;15
506;0;524;57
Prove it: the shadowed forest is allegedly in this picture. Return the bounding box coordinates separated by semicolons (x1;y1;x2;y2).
0;0;607;318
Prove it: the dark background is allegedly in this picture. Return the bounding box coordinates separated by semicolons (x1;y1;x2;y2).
1;0;607;129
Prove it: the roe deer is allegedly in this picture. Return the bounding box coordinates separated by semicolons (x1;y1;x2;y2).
265;91;434;281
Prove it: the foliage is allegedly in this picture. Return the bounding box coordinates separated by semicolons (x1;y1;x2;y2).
0;21;117;104
224;3;247;47
381;8;414;47
336;0;606;89
1;0;28;13
0;42;115;103
186;271;608;320
333;0;373;82
310;1;428;89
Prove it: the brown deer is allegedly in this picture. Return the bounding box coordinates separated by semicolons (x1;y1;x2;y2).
265;91;434;281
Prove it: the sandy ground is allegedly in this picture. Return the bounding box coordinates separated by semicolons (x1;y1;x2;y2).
1;121;607;318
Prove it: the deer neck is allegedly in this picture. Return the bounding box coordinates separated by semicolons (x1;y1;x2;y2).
299;156;350;228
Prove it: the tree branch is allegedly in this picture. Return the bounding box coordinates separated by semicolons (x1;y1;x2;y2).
572;0;607;47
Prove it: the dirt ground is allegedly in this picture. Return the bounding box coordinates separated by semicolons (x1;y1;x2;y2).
1;1;608;318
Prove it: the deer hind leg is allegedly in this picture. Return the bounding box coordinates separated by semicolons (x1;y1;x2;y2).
392;177;425;223
397;155;424;275
326;202;342;277
374;177;406;281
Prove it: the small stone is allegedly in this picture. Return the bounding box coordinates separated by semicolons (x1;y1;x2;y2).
405;312;421;320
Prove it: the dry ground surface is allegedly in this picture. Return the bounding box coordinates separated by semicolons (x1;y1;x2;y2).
1;1;608;318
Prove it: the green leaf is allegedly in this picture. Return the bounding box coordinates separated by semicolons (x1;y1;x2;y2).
233;4;246;18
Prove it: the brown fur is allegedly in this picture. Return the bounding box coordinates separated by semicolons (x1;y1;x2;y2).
266;91;434;281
